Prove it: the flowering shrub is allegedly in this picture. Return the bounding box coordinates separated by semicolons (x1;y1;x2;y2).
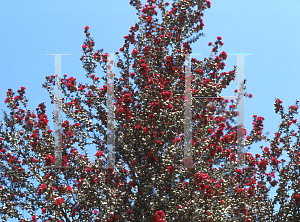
0;0;300;221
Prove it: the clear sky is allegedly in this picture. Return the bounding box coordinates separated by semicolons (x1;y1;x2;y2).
1;0;300;221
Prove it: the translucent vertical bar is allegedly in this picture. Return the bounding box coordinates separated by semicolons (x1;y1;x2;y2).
54;70;62;167
45;54;70;168
183;54;193;168
229;53;253;168
178;53;252;170
236;55;245;168
106;53;115;169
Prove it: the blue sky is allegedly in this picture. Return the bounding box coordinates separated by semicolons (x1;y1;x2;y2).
1;0;300;221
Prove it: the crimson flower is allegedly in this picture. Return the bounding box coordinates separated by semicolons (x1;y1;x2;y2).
55;197;64;206
44;155;54;166
167;166;174;173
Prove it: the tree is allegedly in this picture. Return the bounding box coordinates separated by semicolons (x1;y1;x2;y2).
0;0;299;221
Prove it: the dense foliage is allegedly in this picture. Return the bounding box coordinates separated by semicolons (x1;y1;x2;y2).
0;0;300;221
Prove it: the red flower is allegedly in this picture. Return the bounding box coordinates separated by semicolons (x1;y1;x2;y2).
236;169;243;174
258;158;268;170
39;184;46;190
4;98;10;104
144;127;150;134
153;131;157;138
66;185;72;193
205;0;211;8
155;210;165;218
146;16;153;23
155;140;162;144
161;91;172;99
219;51;227;60
135;123;142;129
291;105;298;110
194;172;210;184
37;184;47;195
31;215;37;222
66;131;74;138
270;157;281;166
167;166;174;173
217;36;222;41
237;188;244;193
55;197;64;206
94;150;104;157
44;155;54;166
84;26;89;30
292;193;300;203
